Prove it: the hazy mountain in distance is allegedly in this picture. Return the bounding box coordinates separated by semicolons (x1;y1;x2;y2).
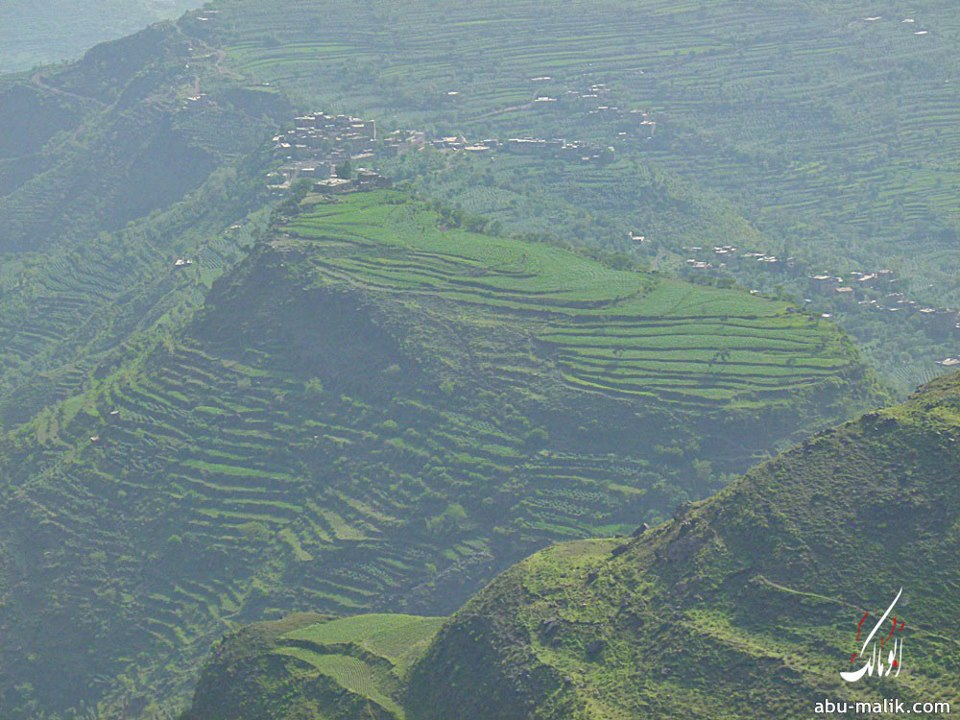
0;0;203;72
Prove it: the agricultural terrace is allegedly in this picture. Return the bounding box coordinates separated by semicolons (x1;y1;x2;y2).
184;0;960;390
285;191;857;406
274;612;446;717
202;0;960;266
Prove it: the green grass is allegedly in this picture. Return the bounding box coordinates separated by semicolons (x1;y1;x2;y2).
189;0;960;394
273;650;404;716
283;613;446;674
1;3;917;712
0;190;875;719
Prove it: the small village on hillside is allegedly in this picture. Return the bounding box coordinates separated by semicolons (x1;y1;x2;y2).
680;243;960;348
266;109;628;195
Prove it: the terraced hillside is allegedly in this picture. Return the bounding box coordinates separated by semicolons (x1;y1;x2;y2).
183;613;444;720
0;21;289;427
195;0;960;287
183;371;960;720
0;192;878;717
178;0;960;388
282;192;859;407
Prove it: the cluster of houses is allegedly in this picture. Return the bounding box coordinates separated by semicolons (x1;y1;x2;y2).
679;247;959;331
683;245;790;272
268;107;630;195
529;79;657;138
808;269;960;337
268;112;414;192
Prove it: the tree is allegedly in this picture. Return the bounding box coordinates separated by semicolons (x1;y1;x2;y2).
304;377;325;398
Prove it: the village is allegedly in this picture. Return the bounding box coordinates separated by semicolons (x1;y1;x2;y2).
266;106;637;195
678;243;960;347
265;112;396;194
806;271;960;341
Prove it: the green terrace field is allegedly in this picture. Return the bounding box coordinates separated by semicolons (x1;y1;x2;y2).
0;191;877;716
2;2;954;716
183;613;445;720
274;614;445;717
182;372;960;720
284;191;857;407
0;21;286;428
402;373;960;720
195;0;960;255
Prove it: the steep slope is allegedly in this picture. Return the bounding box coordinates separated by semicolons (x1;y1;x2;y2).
0;21;287;426
405;373;960;719
0;23;244;251
3;2;957;717
0;192;879;717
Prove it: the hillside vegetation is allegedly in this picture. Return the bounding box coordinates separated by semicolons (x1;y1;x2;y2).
0;192;876;717
2;0;955;716
184;372;960;719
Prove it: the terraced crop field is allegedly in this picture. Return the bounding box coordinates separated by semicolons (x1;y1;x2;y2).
273;650;403;716
0;192;261;428
183;613;445;719
9;2;951;716
272;613;445;716
286;191;855;406
283;614;445;672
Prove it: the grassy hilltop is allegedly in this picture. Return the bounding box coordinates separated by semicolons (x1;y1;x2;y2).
182;372;960;720
0;192;876;717
182;613;444;720
406;375;960;719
